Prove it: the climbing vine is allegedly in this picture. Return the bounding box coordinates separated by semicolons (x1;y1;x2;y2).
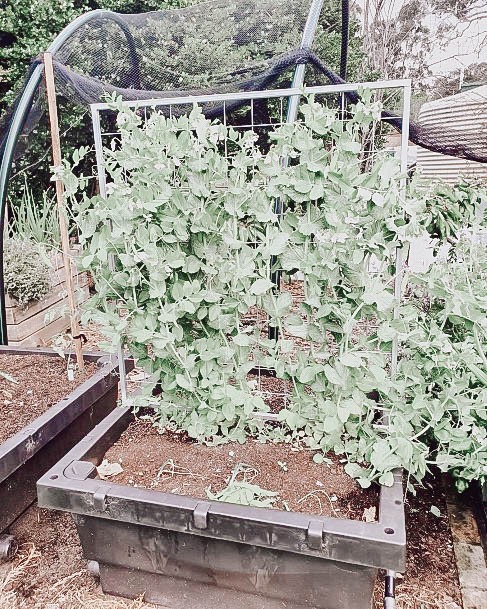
64;93;487;491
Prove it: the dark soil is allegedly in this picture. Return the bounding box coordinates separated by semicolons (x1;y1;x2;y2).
103;418;379;520
0;354;97;445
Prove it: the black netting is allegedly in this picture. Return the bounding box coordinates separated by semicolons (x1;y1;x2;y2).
1;0;486;164
54;0;310;92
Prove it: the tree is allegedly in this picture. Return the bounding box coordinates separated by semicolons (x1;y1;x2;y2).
0;1;91;112
0;0;200;115
359;0;487;87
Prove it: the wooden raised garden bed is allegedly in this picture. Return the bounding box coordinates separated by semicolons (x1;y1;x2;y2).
6;250;90;347
0;346;125;558
37;403;406;609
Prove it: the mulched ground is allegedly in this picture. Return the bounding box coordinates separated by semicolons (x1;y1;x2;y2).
0;472;462;609
0;505;153;609
0;354;97;444
374;474;463;609
103;418;379;520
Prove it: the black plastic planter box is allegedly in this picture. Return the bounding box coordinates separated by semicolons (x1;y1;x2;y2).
38;403;406;609
0;346;124;555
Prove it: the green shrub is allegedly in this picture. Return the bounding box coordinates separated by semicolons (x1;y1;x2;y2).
4;239;51;307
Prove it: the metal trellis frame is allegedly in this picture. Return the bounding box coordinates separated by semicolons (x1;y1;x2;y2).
90;78;412;403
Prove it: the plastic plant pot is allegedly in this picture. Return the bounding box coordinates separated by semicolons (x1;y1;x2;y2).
37;403;406;609
0;346;127;558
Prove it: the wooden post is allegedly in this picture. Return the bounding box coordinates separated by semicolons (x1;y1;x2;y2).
43;52;84;370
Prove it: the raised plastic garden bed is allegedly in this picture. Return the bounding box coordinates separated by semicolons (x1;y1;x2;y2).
37;403;406;609
0;346;125;558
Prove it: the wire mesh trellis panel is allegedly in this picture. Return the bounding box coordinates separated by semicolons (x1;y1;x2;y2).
90;80;411;418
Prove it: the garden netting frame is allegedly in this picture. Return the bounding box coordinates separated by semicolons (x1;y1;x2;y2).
0;0;326;345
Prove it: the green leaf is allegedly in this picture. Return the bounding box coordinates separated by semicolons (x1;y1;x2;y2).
175;374;193;391
378;471;394;487
357;477;372;489
371;440;391;470
206;480;278;507
309;183;324;200
250;278;274;295
339;352;363;368
344;463;365;478
222;401;236;421
267;233;289;255
232;333;251;347
294;180;313;194
337;404;352;423
324;364;343;386
298;365;318;384
363;282;395;312
377;323;396;342
0;371;18;384
378;159;399;181
285;315;308;339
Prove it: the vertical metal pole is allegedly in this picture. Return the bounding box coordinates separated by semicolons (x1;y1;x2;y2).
382;82;410;609
269;0;324;339
340;0;350;80
286;0;325;122
91;106;127;400
391;81;411;378
384;570;396;608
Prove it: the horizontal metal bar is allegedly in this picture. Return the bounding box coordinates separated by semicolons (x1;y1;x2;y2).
91;79;412;113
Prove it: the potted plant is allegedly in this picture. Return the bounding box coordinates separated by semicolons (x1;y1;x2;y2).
38;92;412;609
37;94;487;607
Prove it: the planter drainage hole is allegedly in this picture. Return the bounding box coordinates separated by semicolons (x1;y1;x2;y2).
384;528;395;535
50;475;58;480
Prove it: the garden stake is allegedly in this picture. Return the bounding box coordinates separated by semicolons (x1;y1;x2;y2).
43;52;84;370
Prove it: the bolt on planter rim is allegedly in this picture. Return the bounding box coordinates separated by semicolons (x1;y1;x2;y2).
37;401;406;572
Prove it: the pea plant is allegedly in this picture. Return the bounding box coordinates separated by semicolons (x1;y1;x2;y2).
63;93;487;492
